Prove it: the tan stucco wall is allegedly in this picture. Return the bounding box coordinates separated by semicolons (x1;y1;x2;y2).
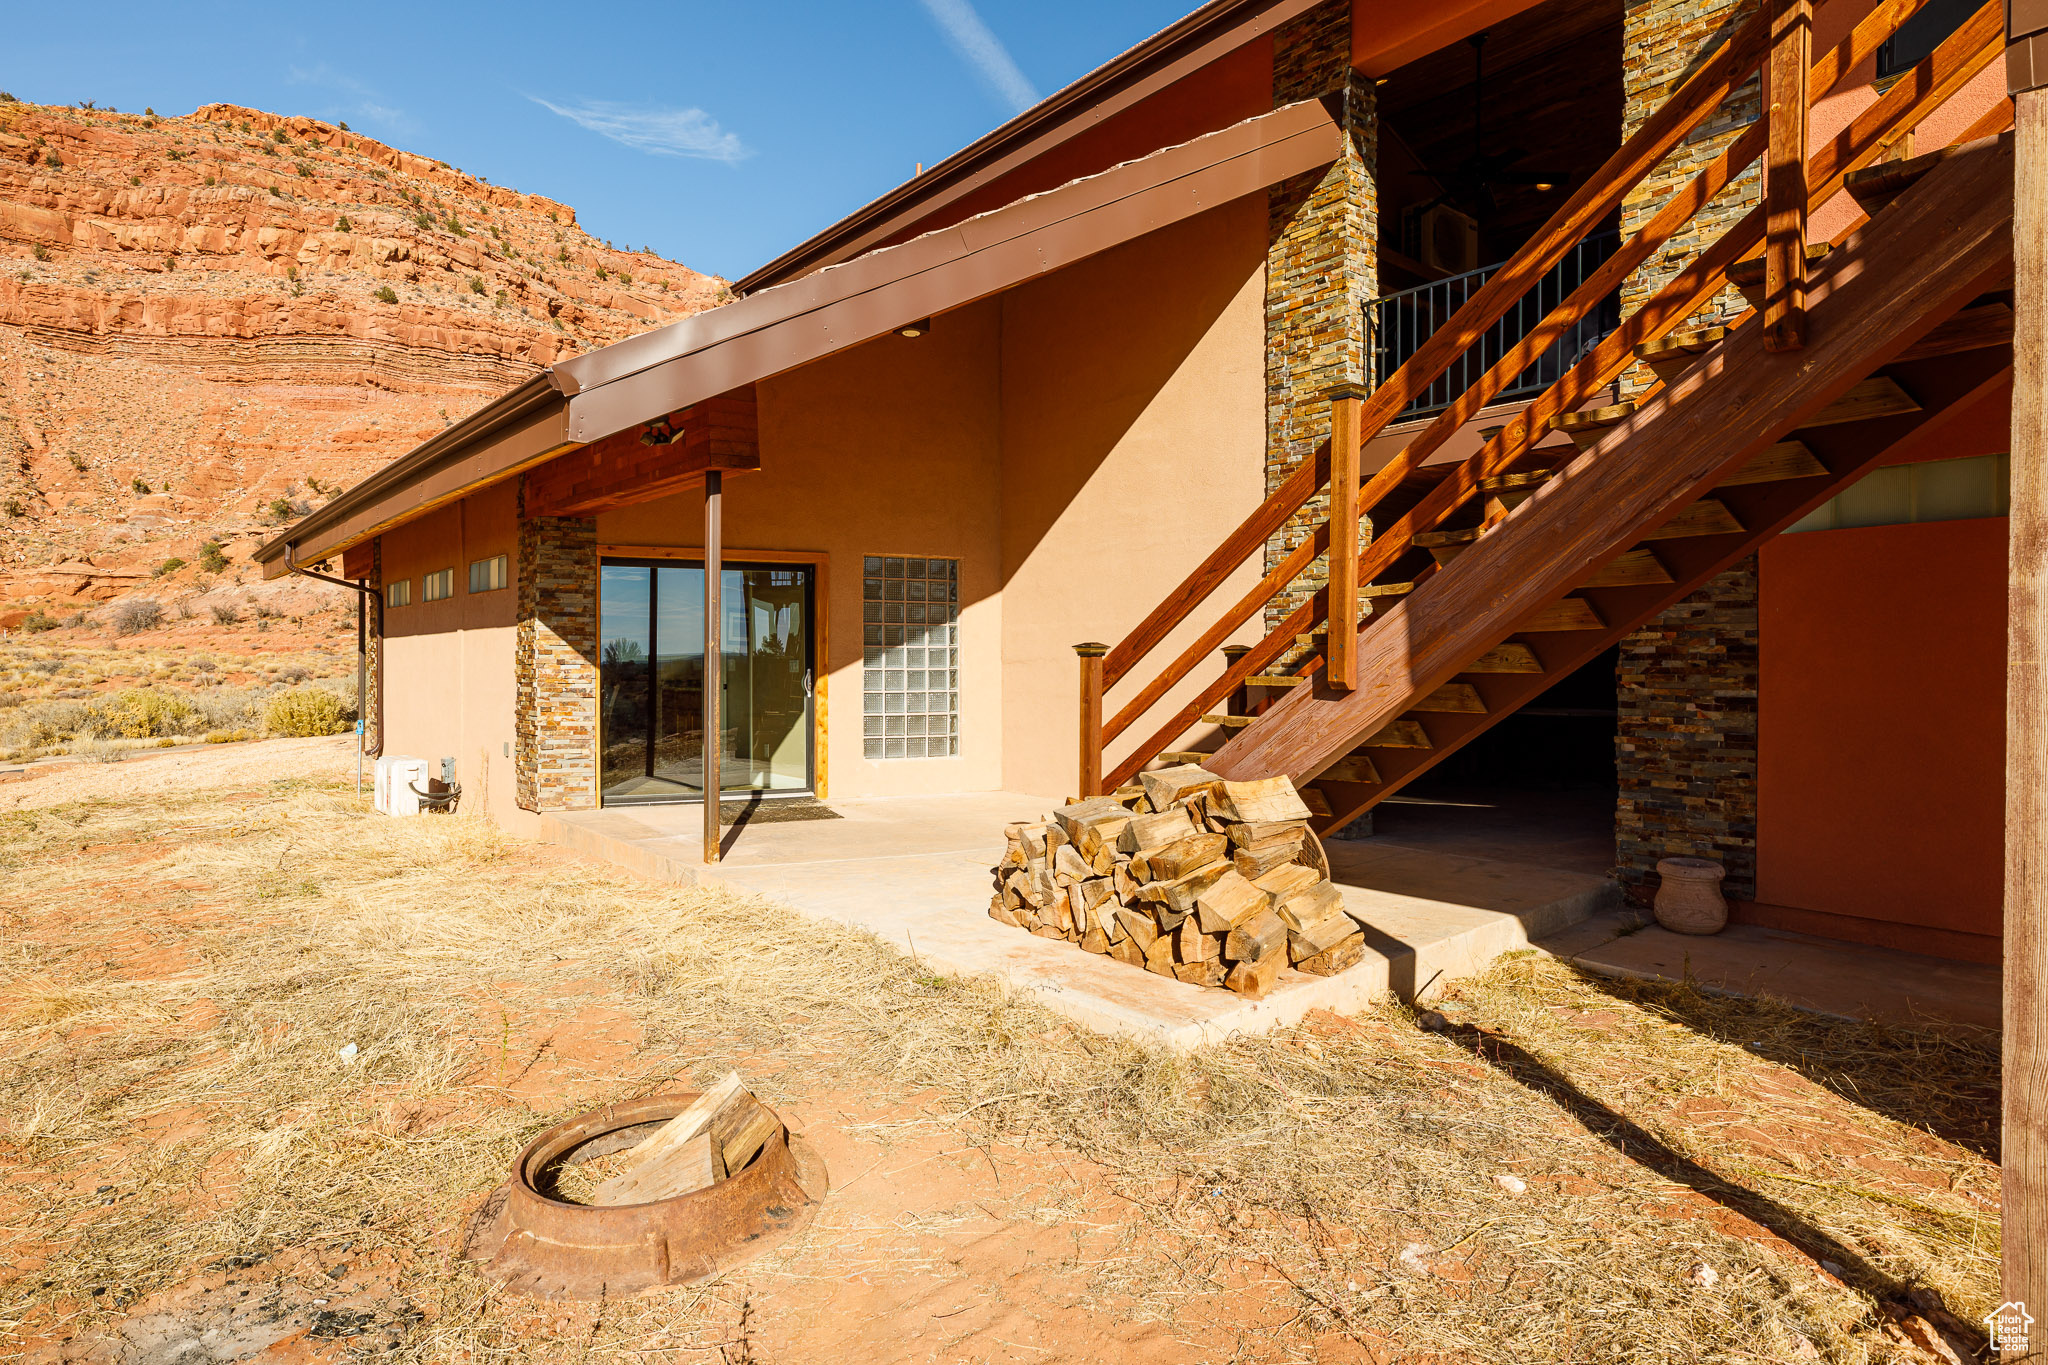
600;296;1007;799
997;198;1269;798
598;197;1269;802
378;479;527;826
366;196;1269;809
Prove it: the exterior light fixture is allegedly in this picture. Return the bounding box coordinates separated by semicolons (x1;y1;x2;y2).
896;318;931;338
640;417;684;446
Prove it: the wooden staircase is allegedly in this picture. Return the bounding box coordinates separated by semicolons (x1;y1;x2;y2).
1073;0;2017;833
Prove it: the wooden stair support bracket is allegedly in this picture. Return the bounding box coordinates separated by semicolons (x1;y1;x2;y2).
1202;136;2016;794
1095;0;1988;791
1765;0;1814;350
1326;386;1364;690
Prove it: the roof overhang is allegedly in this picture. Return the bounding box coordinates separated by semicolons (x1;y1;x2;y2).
255;96;1342;574
732;0;1325;294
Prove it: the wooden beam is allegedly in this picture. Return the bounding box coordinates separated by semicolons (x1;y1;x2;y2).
703;472;723;864
528;389;761;518
2005;75;2048;1361
1765;0;1814;350
1327;388;1364;691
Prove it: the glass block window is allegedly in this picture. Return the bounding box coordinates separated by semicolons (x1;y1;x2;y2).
422;568;455;602
385;578;412;608
468;554;508;593
862;555;959;760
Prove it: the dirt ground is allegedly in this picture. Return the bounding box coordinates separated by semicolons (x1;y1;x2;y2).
0;739;2000;1363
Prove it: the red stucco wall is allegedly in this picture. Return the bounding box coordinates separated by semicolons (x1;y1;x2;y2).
1756;515;2007;960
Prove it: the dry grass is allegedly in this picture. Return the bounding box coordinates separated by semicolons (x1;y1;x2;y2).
0;770;1999;1363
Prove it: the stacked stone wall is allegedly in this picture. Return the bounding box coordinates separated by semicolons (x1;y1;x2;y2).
1615;559;1759;902
515;484;599;813
1619;0;1763;366
1613;0;1763;898
1265;0;1376;630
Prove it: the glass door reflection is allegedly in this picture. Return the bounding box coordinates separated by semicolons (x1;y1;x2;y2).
599;560;814;804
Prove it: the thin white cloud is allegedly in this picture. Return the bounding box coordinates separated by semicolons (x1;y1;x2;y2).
916;0;1039;114
286;65;414;134
528;97;748;163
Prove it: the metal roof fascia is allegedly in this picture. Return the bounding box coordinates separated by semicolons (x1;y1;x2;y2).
730;0;1321;294
564;103;1341;445
252;376;566;571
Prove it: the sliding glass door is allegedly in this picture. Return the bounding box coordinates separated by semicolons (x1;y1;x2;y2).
599;560;814;804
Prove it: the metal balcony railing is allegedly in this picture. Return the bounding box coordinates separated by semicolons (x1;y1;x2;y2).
1368;230;1624;418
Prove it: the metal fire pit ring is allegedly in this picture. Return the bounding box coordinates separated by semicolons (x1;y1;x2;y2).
464;1092;827;1300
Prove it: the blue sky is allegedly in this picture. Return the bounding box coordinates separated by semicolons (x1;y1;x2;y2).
5;1;1197;281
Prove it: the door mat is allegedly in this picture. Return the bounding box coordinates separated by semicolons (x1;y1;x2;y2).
719;797;842;826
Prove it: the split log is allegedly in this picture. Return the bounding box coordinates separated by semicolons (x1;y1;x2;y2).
1225;952;1283;999
1148;833;1230;881
1117;807;1199;854
1224;908;1287;964
1139;763;1222;810
1212;777;1313;824
1193;869;1268;933
592;1072;745;1206
1296;932;1366;976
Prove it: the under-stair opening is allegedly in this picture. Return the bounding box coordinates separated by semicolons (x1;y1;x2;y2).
1362;646;1618;877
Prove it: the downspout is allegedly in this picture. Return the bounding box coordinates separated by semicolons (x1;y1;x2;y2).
284;543;384;771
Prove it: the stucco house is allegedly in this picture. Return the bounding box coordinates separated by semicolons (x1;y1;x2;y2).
257;0;2019;971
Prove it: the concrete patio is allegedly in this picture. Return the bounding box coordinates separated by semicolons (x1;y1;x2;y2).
539;791;1619;1049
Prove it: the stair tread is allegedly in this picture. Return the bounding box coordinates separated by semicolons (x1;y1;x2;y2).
1584;547;1673;588
1414;526;1485;548
1637;498;1744;542
1478;469;1553;493
1550;401;1638;434
1157;751;1212;765
1797;374;1920;429
1635;324;1727;364
1717;440;1827;487
1410;683;1486;714
1845;141;1980;215
1461;642;1545;674
1199;714;1255;728
1246;673;1306;687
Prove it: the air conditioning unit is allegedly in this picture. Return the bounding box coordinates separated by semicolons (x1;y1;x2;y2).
1417;204;1481;276
374;755;430;816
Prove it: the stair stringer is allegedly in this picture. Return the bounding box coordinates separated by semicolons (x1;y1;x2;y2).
1203;133;2017;811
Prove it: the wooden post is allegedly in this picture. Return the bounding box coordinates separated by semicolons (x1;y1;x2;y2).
1326;384;1366;689
1075;643;1108;798
703;470;723;863
1220;644;1253;715
2006;24;2048;1349
1763;0;1812;351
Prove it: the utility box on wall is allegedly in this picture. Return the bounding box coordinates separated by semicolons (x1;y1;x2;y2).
374;755;430;817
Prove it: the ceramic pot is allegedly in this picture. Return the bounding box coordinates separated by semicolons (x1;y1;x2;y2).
1653;856;1728;934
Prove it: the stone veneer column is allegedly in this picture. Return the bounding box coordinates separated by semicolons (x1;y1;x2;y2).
365;538;384;757
1615;557;1759;902
515;481;599;813
1613;0;1763;899
1619;0;1762;359
1265;0;1376;629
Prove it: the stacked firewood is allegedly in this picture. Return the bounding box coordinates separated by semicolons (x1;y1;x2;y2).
988;763;1364;999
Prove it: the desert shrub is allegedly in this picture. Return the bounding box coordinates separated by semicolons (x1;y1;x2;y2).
204;729;253;744
209;603;239;625
89;688;198;739
373;286;397;304
131;477;151;494
193;657;216;673
32;244;49;261
276;663;311;684
265;497;294;522
295;160;313;178
20;612;57;633
191;688;259;731
335;214;351;232
67;453;88;472
262;686;352;737
2;499;21;517
198;541;228;574
155;557;186;577
468;275;485;295
110;598;163;635
272;128;289;144
28;657;62;675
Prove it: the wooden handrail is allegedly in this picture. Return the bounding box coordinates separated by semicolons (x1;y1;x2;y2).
1095;2;1772;695
1090;0;1996;788
1099;447;1327;688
